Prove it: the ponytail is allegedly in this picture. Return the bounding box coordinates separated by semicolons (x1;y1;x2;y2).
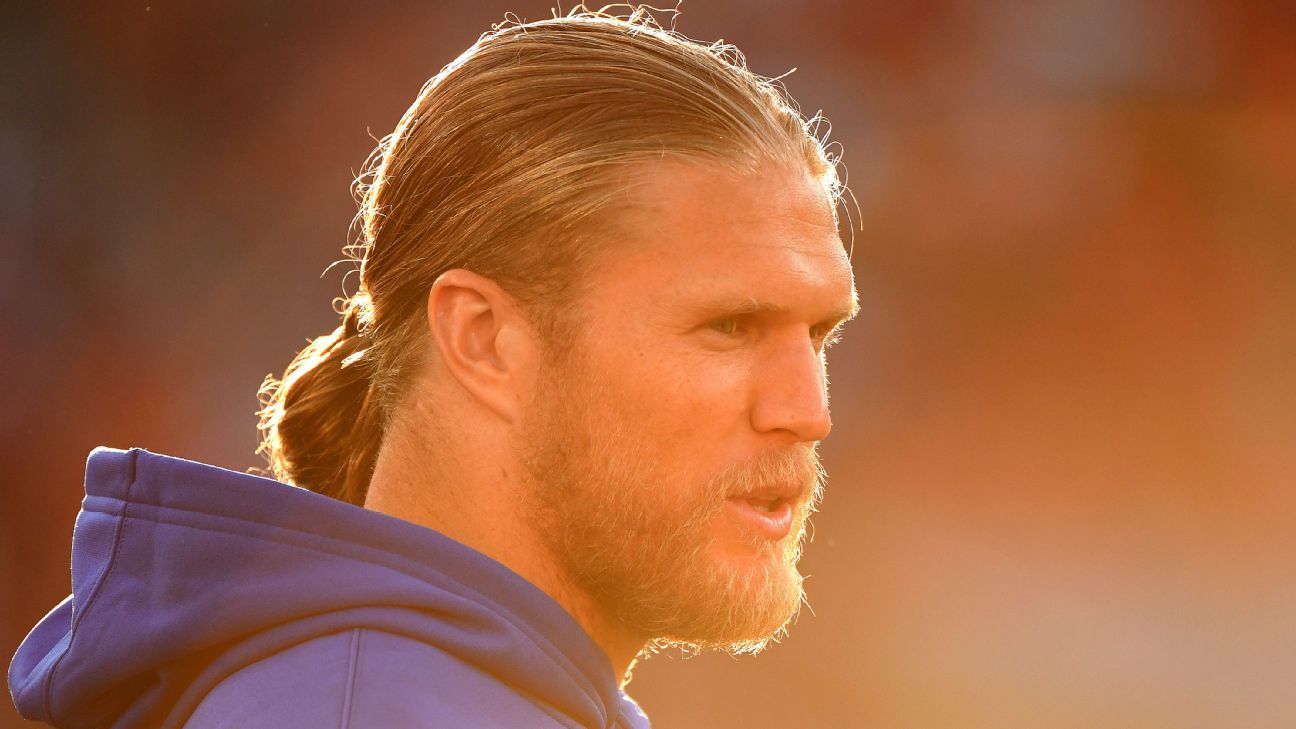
256;297;385;505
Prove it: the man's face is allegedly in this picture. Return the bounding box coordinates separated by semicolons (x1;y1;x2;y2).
520;159;856;653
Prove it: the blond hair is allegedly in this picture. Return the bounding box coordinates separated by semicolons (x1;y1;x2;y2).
256;5;847;504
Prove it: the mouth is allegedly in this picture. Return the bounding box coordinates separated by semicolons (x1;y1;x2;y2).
746;496;783;513
725;494;795;539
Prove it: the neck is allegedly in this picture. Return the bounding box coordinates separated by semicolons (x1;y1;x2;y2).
363;416;648;683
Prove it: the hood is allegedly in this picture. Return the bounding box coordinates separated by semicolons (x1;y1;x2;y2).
9;447;635;728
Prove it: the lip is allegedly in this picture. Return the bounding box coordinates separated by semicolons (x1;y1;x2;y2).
739;480;804;503
725;496;794;540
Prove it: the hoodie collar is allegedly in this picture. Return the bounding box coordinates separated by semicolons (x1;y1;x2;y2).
10;447;645;728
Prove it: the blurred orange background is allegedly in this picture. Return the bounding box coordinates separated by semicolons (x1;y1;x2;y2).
2;2;1293;727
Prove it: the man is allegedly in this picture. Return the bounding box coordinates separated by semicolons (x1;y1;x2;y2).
9;7;856;728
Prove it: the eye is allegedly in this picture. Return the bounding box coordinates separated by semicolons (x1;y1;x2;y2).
707;318;739;335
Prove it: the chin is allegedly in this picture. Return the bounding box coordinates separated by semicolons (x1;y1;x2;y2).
655;548;806;655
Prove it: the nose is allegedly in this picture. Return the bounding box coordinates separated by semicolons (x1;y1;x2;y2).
749;337;833;443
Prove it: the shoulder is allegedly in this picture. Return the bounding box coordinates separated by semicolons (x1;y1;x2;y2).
184;629;571;728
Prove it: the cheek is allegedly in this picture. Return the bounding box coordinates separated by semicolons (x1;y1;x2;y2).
603;348;753;464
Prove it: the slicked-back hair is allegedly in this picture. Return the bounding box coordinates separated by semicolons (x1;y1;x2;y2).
255;5;846;504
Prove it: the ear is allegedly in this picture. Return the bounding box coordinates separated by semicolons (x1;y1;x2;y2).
426;269;540;423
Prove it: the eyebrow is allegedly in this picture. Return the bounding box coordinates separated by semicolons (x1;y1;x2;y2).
715;295;860;330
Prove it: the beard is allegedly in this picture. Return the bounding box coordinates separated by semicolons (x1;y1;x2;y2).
519;346;825;655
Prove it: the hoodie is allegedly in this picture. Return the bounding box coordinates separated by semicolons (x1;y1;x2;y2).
9;447;651;728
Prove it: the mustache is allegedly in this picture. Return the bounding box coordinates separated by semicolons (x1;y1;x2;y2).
664;446;826;543
711;446;825;503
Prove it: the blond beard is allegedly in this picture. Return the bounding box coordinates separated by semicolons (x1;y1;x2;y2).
519;348;825;655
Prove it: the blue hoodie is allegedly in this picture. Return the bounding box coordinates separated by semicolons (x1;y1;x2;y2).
8;447;651;728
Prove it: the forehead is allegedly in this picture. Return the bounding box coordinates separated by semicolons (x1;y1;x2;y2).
587;159;853;309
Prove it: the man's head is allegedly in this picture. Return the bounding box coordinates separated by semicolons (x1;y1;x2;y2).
258;7;854;657
521;159;853;654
